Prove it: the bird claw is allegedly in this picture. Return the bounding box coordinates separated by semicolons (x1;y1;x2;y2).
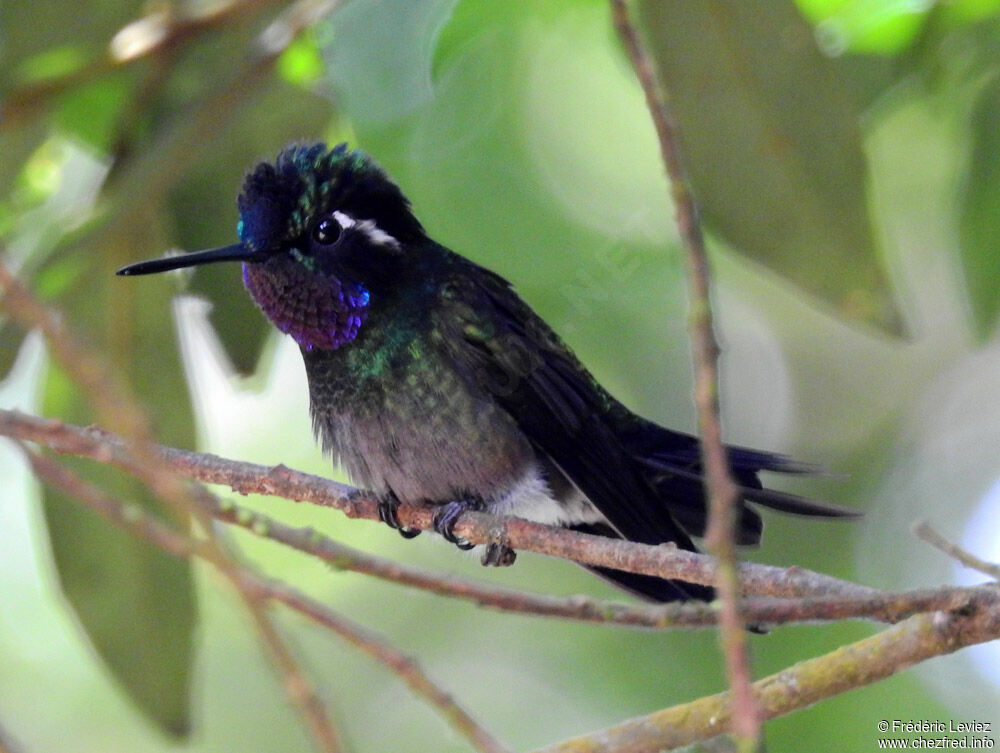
375;493;421;539
481;539;516;567
432;499;518;565
432;498;482;550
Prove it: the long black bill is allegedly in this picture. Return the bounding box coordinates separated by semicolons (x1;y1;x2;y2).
116;243;256;276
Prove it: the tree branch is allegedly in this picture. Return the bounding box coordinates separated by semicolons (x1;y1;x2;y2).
7;410;1000;752
4;408;999;631
0;407;872;599
534;600;1000;753
0;0;288;131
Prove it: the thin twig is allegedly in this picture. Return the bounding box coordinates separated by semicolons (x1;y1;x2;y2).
534;600;1000;753
263;585;512;753
913;520;1000;580
5;409;1000;629
609;1;757;745
243;600;348;753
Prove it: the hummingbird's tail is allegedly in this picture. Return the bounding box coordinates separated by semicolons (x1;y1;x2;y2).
622;425;861;547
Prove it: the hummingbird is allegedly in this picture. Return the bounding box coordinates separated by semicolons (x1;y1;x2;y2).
119;142;859;603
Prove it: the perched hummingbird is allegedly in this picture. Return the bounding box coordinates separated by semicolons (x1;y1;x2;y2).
119;142;858;603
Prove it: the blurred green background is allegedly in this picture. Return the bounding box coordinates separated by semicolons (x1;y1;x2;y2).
2;0;1000;750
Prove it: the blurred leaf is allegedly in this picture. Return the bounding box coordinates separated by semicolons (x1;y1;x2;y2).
795;0;929;55
0;322;28;379
277;31;325;89
939;0;1000;23
959;75;1000;340
167;78;334;373
0;0;142;83
39;454;196;738
54;75;131;150
189;265;270;374
40;226;197;738
831;54;897;112
9;44;88;85
0;129;47;196
636;0;902;334
322;0;460;126
34;251;89;300
18;143;63;203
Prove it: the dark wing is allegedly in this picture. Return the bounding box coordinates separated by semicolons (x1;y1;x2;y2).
435;256;859;553
434;259;715;601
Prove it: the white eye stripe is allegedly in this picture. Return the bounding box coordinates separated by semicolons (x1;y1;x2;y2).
356;220;401;250
332;211;356;230
330;211;401;250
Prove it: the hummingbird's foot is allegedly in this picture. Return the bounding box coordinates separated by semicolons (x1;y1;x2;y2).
432;498;483;551
375;493;421;539
481;538;516;567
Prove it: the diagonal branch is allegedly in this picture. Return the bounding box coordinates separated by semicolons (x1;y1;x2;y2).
18;442;511;753
534;600;1000;753
18;442;347;753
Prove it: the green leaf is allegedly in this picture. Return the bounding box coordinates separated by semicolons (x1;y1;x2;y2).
40;233;197;738
959;75;1000;340
636;0;902;334
40;456;196;737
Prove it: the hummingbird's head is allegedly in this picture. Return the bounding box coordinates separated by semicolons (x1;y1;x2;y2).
118;143;425;351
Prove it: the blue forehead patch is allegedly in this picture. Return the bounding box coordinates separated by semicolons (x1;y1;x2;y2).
237;181;297;252
236;144;328;251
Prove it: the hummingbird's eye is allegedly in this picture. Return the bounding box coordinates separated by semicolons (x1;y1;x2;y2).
312;217;342;247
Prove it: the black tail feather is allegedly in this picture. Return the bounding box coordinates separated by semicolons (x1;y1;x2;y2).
614;417;860;547
568;522;715;603
583;563;716;603
638;458;862;519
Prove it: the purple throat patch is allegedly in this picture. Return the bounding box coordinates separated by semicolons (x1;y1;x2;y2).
242;260;369;350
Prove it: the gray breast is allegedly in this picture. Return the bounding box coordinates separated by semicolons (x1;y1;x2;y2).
305;343;538;505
